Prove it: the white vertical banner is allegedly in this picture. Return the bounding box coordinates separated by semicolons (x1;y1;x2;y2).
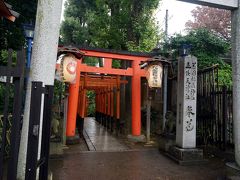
176;55;197;148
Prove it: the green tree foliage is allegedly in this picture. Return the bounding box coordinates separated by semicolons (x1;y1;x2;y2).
87;91;95;116
164;28;232;85
0;84;14;113
0;0;37;50
0;50;17;65
61;0;162;115
61;0;161;52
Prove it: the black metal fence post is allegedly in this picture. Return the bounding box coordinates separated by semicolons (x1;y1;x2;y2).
39;85;54;180
25;82;43;180
222;86;227;150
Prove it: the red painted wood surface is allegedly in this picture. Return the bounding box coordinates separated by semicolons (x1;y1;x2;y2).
66;60;81;137
66;49;149;137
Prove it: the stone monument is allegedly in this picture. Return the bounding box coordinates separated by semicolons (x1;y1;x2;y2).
168;55;205;165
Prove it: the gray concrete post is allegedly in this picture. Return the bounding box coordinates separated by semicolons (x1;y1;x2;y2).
162;65;168;132
63;96;69;146
146;86;151;143
17;0;63;179
231;1;240;167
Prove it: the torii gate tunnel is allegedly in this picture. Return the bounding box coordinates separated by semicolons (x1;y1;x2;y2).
60;46;158;138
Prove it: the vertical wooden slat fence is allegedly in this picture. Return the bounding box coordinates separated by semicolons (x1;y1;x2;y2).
196;65;233;150
168;65;233;151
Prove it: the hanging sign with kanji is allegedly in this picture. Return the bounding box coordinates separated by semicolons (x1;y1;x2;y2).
146;64;163;88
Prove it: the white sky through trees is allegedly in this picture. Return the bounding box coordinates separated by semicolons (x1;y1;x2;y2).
60;0;197;36
61;0;66;22
156;0;197;35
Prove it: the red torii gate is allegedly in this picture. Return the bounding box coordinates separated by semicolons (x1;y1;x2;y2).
60;46;157;139
77;75;127;131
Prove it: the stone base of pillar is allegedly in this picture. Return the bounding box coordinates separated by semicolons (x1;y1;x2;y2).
158;135;175;152
66;135;80;145
49;142;63;158
226;162;240;178
127;134;146;143
167;146;207;165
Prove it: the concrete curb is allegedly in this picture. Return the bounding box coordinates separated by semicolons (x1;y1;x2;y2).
83;130;96;151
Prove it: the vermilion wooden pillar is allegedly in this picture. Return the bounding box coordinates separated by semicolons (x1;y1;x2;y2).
110;87;114;117
116;76;120;119
96;91;98;113
66;60;81;137
100;90;103;114
108;86;111;116
132;60;141;136
103;89;107;115
77;89;82;115
80;89;86;118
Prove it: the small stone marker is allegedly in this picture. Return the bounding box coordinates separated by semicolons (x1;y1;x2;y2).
176;55;197;148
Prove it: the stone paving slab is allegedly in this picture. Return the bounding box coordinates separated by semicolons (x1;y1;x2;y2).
63;138;88;154
49;117;227;180
49;149;227;180
84;117;129;151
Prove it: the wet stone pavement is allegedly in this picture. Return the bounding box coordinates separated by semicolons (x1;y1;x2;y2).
83;117;129;151
49;118;227;180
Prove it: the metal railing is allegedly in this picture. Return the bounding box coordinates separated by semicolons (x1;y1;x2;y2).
25;82;54;180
